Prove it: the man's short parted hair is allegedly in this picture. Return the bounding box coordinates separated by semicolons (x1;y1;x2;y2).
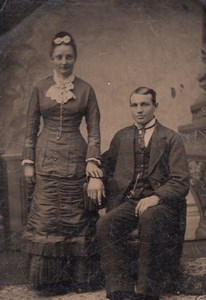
130;87;157;105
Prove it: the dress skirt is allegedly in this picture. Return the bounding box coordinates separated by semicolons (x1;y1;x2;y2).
21;174;99;287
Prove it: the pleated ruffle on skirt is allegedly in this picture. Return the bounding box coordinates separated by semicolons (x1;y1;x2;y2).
29;255;71;287
29;255;91;287
21;174;99;257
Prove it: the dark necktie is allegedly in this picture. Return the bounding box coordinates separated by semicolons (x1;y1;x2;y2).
137;127;145;149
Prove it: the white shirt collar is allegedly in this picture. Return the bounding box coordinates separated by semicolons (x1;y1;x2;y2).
135;117;156;130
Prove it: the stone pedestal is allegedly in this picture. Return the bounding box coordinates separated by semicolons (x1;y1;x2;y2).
184;190;200;240
179;3;206;240
179;94;206;240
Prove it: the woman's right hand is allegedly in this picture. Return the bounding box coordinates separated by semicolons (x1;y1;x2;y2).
86;161;103;178
24;164;35;184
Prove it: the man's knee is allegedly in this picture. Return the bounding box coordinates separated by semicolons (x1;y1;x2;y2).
139;205;178;240
96;208;129;241
140;205;172;229
140;204;162;219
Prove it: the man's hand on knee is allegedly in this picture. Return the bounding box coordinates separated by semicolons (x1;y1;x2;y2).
135;195;160;216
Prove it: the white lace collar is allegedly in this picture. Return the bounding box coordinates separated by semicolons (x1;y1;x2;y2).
46;70;76;104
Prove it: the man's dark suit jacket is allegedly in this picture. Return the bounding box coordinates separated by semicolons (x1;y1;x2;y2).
102;121;190;211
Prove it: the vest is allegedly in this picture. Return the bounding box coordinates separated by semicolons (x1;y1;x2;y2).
127;130;154;199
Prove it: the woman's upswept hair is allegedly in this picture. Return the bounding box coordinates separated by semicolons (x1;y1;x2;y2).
49;31;77;59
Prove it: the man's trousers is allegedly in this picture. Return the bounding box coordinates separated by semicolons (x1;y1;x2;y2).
96;198;183;296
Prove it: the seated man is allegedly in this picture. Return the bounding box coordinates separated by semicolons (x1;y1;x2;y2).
88;87;190;300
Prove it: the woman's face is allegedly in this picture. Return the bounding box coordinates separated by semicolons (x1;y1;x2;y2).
51;44;76;78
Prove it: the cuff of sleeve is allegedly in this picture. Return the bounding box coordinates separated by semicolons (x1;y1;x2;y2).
87;176;103;181
152;193;161;203
154;193;170;206
86;158;101;166
22;159;34;166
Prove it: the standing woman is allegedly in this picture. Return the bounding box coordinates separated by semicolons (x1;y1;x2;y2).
21;31;104;292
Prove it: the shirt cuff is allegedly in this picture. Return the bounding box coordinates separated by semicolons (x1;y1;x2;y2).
86;158;101;166
21;159;34;166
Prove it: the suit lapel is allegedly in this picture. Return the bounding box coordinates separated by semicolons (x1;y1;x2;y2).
118;123;167;177
148;122;167;175
120;125;135;173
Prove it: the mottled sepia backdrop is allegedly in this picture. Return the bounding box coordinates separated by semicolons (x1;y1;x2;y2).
0;0;203;154
0;0;205;243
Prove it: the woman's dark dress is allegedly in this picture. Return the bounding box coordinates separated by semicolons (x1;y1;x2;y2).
21;75;101;287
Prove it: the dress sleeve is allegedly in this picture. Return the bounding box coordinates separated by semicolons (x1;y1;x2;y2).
22;86;41;162
85;87;101;160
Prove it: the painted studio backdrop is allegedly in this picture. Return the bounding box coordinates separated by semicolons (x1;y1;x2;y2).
0;0;205;253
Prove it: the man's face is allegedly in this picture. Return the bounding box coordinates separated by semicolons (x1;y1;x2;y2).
130;93;158;126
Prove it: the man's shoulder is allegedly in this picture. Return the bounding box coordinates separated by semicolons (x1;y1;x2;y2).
113;125;135;139
157;122;179;135
156;122;183;142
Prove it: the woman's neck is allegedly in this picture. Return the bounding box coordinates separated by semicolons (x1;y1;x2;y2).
53;70;74;83
57;73;71;80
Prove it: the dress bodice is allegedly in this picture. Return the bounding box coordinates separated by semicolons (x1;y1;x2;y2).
23;75;101;177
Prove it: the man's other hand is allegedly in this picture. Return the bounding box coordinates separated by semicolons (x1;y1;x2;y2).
87;178;105;206
135;195;160;216
24;164;35;184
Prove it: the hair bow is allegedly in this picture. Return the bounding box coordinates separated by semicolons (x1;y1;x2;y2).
53;36;71;45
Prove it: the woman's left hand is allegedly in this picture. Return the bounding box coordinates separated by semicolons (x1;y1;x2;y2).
86;161;103;178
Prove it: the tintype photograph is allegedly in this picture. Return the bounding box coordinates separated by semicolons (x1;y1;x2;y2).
0;1;206;299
